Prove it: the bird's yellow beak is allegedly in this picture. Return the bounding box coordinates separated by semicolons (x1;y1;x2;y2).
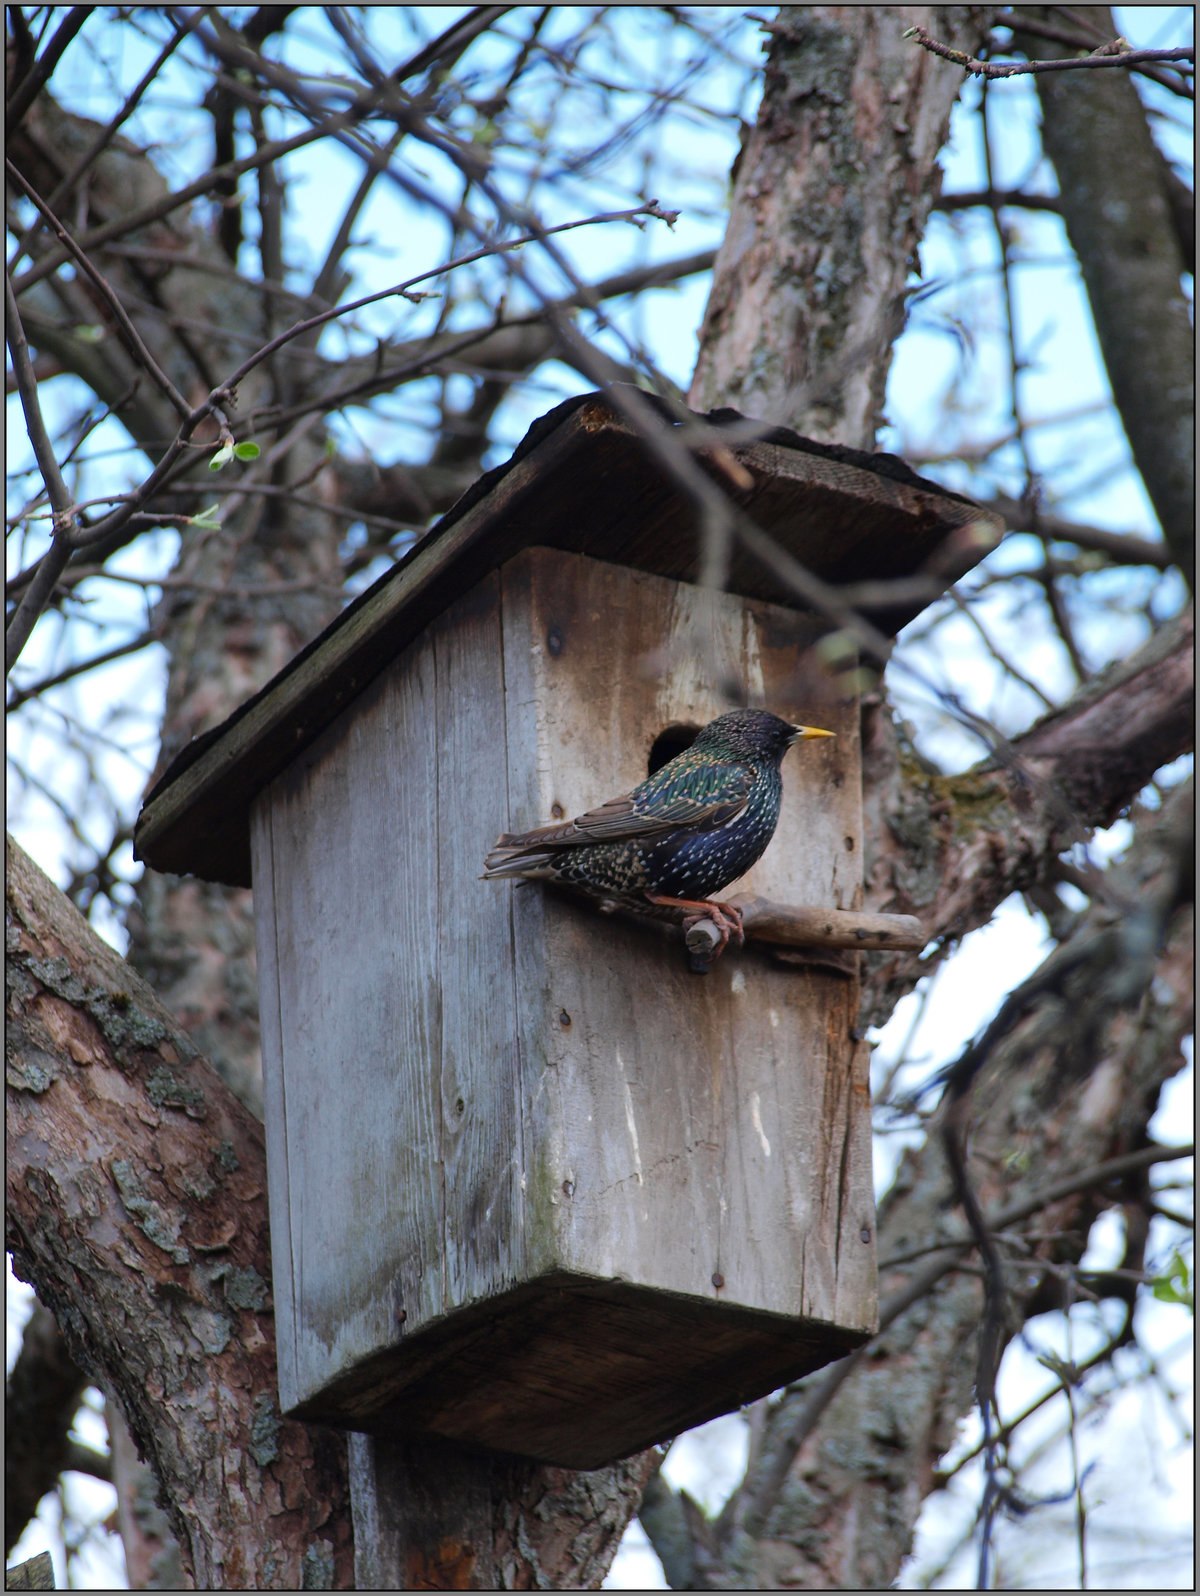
791;725;836;742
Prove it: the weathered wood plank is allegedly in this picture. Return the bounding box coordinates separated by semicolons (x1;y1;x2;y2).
430;573;524;1308
253;630;445;1408
248;799;297;1405
5;1552;55;1590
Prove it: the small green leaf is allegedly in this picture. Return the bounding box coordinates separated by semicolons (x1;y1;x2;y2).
191;505;222;528
233;441;260;461
73;324;105;344
209;441;234;471
1151;1252;1193;1311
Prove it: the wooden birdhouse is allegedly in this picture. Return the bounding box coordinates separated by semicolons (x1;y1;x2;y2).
134;389;1002;1469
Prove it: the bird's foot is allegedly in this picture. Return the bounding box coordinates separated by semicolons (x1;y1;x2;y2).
645;893;745;961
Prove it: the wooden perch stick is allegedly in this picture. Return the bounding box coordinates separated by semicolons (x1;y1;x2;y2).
684;896;926;959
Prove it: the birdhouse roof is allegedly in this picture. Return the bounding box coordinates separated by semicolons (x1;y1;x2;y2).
134;387;1002;887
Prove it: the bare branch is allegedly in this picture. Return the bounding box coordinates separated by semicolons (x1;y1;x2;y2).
982;495;1172;568
6;158;191;419
934;186;1062;215
4;5;92;131
904;25;1193;82
6;629;162;712
4;273;79;673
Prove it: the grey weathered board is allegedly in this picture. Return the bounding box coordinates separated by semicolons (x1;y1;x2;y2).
251;547;876;1468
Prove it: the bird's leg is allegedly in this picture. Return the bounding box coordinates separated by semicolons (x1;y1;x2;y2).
644;892;745;955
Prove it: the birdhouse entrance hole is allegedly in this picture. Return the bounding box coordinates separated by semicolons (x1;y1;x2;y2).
648;722;700;775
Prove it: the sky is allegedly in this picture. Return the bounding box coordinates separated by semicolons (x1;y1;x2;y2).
6;6;1193;1589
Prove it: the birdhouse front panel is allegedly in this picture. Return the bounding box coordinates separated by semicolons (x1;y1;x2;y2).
498;548;873;1325
251;543;876;1466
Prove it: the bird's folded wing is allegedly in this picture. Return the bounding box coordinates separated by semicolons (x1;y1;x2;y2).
487;765;753;863
570;762;753;843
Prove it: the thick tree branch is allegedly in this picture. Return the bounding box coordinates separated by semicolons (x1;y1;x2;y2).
861;608;1194;1023
1012;7;1194;588
983;493;1173;569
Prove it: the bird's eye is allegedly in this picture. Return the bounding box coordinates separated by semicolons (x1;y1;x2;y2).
648;723;700;775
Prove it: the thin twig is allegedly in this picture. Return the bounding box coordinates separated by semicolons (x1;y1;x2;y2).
1061;1293;1090;1589
7;629;162;711
999;10;1195;97
931;1313;1132;1486
905;25;1193;81
5;274;80;673
205;201;681;407
6;158;192;419
6;12;204;272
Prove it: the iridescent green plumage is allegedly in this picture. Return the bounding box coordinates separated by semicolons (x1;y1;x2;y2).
483;711;834;946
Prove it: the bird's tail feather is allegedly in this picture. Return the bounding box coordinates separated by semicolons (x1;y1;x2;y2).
482;817;585;879
481;843;559;879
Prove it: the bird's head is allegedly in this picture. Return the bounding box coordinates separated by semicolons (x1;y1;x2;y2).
696;709;835;764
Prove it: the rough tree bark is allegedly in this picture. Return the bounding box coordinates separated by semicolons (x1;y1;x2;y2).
1013;5;1194;588
688;4;994;446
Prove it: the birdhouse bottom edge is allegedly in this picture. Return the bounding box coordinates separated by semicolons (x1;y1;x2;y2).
282;1270;873;1471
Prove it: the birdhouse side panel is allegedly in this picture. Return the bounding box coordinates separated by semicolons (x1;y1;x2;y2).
496;547;876;1336
250;577;527;1413
251;637;448;1408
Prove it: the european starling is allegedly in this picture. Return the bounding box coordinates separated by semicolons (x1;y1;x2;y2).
482;709;834;956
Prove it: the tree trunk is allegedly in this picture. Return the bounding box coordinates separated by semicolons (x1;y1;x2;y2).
1012;5;1194;587
688;4;993;446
